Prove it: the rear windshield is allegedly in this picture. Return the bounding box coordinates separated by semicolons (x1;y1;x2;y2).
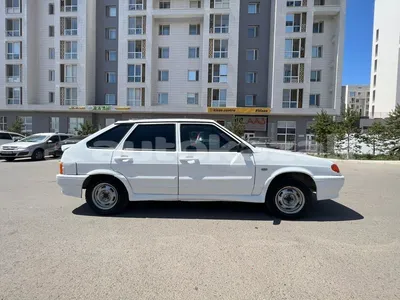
86;124;133;149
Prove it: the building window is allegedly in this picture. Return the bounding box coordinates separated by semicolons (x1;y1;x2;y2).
49;3;54;14
277;121;296;151
246;49;259;60
210;14;229;33
282;89;303;108
312;46;323;58
373;75;377;87
211;89;227;107
7;87;22;105
285;38;306;58
49;26;55;37
49;70;55;81
50;117;59;132
210;64;227;83
372;90;376;102
6;64;21;82
158;47;169;58
106;6;117;17
127;88;143;106
286;13;306;33
310;70;321;82
212;0;230;9
190;0;201;8
64;88;78;105
20;116;33;135
6;42;21;60
246;72;257;83
128;64;143;82
188;47;200;58
376;29;379;42
158;93;169;105
105;94;116;105
158;70;169;81
248;2;260;14
106;72;117;83
313;22;324;33
128;40;144;59
375;44;378;57
68;118;84;135
187;93;199;105
349;91;356;97
374;59;378;72
61;17;78;35
309;94;320;107
6;19;22;36
49;92;55;103
284;64;301;83
62;65;77;82
245;95;255;106
61;0;78;12
105;28;117;39
106;50;117;61
128;16;145;35
287;0;303;6
62;41;78;59
6;0;22;13
248;25;259;38
129;0;145;10
49;48;55;59
213;39;228;58
189;24;201;35
159;1;171;9
188;70;200;81
159;25;170;35
0;117;7;131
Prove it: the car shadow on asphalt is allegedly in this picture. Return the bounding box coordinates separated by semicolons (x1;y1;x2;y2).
72;200;364;223
0;157;59;163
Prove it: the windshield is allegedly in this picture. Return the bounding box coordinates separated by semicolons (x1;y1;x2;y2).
19;135;48;143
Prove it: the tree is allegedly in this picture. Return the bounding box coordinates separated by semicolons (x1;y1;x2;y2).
76;120;97;136
227;117;245;138
310;110;335;156
361;121;387;156
8;117;24;135
335;108;361;159
385;105;400;157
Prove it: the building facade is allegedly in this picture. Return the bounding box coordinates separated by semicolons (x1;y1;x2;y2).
0;0;346;152
369;0;400;119
341;85;370;117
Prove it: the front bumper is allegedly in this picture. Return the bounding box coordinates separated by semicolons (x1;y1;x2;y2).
0;149;32;159
314;175;345;200
56;174;87;198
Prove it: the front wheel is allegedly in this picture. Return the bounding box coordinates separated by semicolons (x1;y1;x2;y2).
85;178;129;215
266;179;312;219
31;149;44;161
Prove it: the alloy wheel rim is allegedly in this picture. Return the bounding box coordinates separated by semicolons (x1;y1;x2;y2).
275;186;305;214
92;183;118;210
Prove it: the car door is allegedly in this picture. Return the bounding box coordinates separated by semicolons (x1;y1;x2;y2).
178;123;256;198
45;135;60;155
111;123;178;199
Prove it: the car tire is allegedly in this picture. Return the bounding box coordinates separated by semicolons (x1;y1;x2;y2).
31;149;44;161
85;178;129;216
266;179;312;220
5;158;15;162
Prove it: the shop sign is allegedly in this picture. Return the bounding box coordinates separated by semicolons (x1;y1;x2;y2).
208;107;271;115
68;106;132;111
235;116;268;131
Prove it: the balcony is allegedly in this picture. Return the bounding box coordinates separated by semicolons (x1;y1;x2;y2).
7;76;21;83
6;30;21;37
152;0;204;19
6;6;21;14
314;0;341;15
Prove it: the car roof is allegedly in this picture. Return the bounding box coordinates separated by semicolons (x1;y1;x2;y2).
116;118;219;124
0;131;23;135
32;133;71;136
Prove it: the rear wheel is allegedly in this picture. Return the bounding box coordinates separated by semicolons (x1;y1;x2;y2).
31;149;44;161
85;178;129;215
266;179;312;219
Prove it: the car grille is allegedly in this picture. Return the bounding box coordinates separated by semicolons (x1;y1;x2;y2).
3;146;17;150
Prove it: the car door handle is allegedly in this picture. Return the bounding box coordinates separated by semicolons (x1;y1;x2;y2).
180;158;199;164
114;156;133;163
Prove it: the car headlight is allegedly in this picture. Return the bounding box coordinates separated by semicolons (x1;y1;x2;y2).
16;147;28;151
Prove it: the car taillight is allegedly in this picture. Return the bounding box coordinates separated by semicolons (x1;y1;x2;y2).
331;164;340;173
59;162;64;174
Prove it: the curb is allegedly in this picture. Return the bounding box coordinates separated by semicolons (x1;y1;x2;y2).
330;159;400;165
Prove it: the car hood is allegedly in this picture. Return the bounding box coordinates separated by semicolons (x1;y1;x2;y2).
2;141;37;148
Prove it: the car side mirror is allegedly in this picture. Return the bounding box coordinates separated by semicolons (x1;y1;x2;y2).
237;143;252;153
47;140;54;144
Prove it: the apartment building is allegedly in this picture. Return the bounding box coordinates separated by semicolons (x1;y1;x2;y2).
369;0;400;119
0;0;345;152
341;85;370;117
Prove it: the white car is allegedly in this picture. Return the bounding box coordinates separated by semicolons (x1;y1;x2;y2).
0;131;25;146
56;119;345;219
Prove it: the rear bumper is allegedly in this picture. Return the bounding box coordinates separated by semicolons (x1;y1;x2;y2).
314;175;345;200
56;174;86;198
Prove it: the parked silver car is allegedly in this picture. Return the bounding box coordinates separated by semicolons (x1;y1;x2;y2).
0;133;71;161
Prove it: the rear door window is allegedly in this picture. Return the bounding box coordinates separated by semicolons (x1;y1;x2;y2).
87;123;133;149
0;133;12;140
123;124;176;151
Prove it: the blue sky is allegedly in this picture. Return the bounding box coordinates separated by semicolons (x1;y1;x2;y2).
342;0;375;85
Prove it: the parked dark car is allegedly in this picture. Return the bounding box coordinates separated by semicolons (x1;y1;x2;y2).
55;135;87;156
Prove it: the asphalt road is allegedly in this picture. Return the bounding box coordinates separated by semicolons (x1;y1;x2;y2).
0;159;399;300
